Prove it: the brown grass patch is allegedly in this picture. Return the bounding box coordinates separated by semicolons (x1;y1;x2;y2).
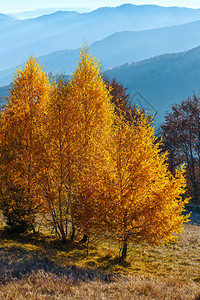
0;270;199;300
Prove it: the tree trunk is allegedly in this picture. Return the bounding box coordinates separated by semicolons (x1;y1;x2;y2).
32;224;36;234
71;227;75;241
61;235;67;243
81;234;88;243
86;236;90;256
121;242;127;260
60;226;66;243
65;218;68;237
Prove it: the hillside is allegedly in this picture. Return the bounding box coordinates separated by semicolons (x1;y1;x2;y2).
91;20;200;69
2;4;200;71
0;13;15;24
105;46;200;124
0;84;11;100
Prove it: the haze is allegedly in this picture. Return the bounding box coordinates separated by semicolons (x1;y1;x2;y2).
1;0;200;13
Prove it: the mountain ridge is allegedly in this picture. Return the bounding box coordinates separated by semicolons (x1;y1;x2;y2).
2;4;200;71
105;45;200;123
2;18;200;85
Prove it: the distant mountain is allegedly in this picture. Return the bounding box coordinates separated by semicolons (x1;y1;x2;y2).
2;4;200;71
91;19;200;69
39;18;200;72
11;7;91;19
0;49;80;86
105;46;200;124
0;13;15;25
0;84;10;100
38;49;79;75
0;66;15;86
2;18;200;86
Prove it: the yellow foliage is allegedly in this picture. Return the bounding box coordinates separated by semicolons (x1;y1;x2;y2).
69;46;114;235
0;57;50;230
100;111;189;245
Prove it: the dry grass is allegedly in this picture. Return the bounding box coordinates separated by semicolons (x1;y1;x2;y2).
0;270;199;300
0;224;199;299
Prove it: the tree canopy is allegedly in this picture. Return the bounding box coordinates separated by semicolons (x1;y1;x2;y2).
161;94;200;204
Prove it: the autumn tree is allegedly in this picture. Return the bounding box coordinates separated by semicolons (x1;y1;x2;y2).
33;47;114;242
69;47;189;255
105;77;154;125
36;78;82;241
96;110;189;259
0;57;50;232
70;46;114;239
105;78;132;118
161;94;200;204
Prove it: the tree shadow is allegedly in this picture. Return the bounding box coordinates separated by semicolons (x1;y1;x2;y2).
0;230;119;285
0;229;86;252
0;254;118;285
97;254;131;269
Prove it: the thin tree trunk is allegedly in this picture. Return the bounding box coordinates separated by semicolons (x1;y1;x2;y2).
81;234;88;243
61;234;67;243
32;224;36;234
86;235;90;256
121;242;127;260
65;217;68;238
71;227;75;241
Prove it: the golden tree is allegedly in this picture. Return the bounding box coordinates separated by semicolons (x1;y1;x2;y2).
76;107;190;258
37;78;81;241
99;110;189;259
0;57;50;232
69;45;114;146
70;46;114;239
70;48;189;254
36;46;114;242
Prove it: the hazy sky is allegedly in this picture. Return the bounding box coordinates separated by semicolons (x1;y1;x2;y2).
1;0;200;13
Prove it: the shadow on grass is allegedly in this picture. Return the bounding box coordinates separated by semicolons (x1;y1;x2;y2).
0;255;119;285
0;229;87;251
97;254;131;269
0;230;93;267
0;229;119;285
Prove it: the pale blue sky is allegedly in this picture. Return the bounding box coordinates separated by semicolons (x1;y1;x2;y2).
1;0;200;13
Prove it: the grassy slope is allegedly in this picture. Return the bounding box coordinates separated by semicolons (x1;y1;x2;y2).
0;222;199;299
